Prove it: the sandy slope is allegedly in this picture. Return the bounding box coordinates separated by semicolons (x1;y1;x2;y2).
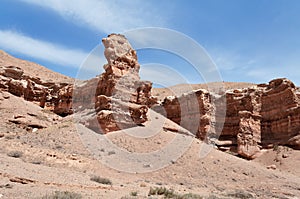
0;50;73;84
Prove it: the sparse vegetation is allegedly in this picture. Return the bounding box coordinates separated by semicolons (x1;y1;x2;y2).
273;144;279;152
4;134;15;140
31;160;42;165
41;191;82;199
226;189;254;199
7;151;23;158
148;187;203;199
108;150;116;155
90;176;112;185
130;191;138;196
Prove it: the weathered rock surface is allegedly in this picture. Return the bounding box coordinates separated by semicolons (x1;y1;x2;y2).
158;78;300;159
75;34;156;133
53;85;73;116
153;89;213;140
0;65;73;116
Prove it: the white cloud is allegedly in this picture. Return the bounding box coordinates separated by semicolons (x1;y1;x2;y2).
19;0;166;33
0;30;88;68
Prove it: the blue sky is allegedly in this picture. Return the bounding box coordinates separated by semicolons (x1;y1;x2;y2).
0;0;300;86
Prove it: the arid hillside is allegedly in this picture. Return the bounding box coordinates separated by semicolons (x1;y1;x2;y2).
0;50;73;84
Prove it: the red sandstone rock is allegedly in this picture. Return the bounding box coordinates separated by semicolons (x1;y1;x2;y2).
53;85;73;116
159;78;300;159
237;111;261;159
0;65;73;115
76;34;155;133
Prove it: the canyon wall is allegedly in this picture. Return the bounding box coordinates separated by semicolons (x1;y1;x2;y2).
159;78;300;159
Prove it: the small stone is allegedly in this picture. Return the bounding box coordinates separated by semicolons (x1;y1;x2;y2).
32;128;38;133
3;93;10;99
266;164;277;170
143;164;151;168
282;153;289;158
242;171;249;176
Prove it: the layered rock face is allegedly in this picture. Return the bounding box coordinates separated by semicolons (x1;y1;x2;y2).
260;79;300;148
0;65;72;116
159;78;300;159
90;34;155;132
155;89;214;139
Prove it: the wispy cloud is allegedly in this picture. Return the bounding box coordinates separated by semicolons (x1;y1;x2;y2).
19;0;167;33
0;30;88;68
125;28;223;83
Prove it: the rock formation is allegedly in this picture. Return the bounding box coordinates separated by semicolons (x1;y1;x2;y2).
1;37;300;159
73;34;156;133
92;34;155;132
158;78;300;159
153;89;213;139
0;65;73;116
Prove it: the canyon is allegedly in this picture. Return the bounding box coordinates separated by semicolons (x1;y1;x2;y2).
1;35;299;160
0;35;300;198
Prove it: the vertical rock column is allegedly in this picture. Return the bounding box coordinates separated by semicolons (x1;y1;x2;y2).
94;34;155;133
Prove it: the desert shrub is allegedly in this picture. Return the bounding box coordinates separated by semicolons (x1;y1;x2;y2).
108;151;116;155
207;195;222;199
179;193;203;199
7;151;23;158
273;144;278;151
41;191;82;199
90;176;112;185
148;187;172;196
130;191;138;196
226;189;254;199
148;187;203;199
